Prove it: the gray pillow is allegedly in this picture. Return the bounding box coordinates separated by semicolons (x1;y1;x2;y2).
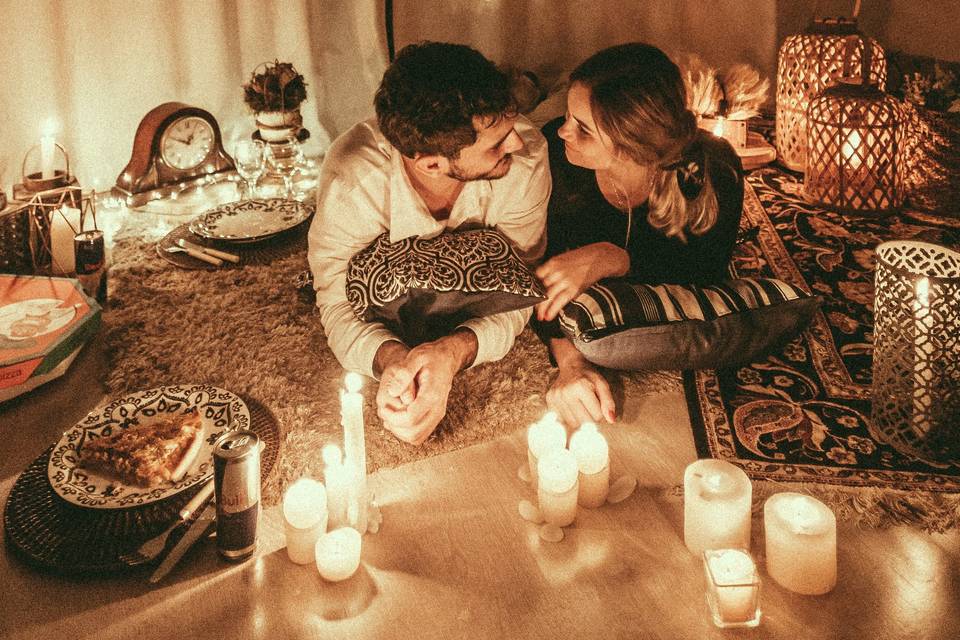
558;277;820;370
346;228;545;345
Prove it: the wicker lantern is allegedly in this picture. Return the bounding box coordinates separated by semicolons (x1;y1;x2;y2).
872;241;960;463
775;2;886;171
803;38;905;215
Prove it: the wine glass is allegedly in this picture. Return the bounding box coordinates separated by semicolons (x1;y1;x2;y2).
234;139;265;200
265;136;304;199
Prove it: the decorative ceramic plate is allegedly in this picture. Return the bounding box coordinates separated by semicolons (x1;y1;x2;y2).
0;298;77;341
48;384;250;509
188;198;314;242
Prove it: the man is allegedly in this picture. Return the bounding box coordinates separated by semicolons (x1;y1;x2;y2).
308;42;550;445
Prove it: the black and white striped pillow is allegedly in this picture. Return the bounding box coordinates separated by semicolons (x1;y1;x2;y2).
558;278;819;370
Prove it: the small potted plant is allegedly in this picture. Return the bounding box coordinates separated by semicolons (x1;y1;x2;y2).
243;60;308;142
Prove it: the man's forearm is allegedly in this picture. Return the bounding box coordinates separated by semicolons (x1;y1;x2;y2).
437;328;479;372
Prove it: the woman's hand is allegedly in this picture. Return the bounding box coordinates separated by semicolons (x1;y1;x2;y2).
546;338;616;428
536;242;629;322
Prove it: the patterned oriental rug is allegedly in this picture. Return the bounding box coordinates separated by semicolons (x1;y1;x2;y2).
685;168;960;532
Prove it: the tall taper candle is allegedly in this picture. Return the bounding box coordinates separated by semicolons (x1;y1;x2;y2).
341;373;368;534
323;444;350;531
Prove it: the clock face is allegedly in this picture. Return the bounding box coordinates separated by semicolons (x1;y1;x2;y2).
160;116;215;171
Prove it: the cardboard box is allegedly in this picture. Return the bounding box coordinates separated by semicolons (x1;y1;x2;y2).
0;274;101;402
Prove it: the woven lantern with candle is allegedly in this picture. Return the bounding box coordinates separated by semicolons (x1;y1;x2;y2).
872;241;960;463
803;38;905;215
775;1;886;171
6;143;97;275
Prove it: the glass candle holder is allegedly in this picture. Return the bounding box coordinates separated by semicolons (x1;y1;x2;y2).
702;549;762;629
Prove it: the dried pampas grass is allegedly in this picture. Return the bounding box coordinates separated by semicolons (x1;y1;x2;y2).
676;54;769;120
723;64;770;120
677;53;722;118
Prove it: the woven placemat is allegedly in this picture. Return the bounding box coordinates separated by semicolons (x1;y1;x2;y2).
155;218;311;270
3;395;280;575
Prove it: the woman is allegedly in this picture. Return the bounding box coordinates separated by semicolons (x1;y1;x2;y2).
535;43;745;428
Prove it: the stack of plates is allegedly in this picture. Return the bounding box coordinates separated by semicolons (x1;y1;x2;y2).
188;198;314;244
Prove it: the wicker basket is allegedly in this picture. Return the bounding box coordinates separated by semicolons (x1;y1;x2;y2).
902;103;960;216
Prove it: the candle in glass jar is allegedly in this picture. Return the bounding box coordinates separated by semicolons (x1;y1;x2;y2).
683;460;752;554
315;526;362;582
764;492;836;595
537;448;579;527
323;444;350;531
569;422;609;508
341;373;368;534
282;478;328;565
527;412;567;493
703;549;761;627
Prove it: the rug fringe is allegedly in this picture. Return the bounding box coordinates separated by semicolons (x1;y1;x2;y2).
751;481;960;533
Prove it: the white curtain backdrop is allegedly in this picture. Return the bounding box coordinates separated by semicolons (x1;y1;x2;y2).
0;0;387;193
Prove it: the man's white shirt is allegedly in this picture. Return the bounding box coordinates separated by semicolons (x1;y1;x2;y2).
307;116;550;378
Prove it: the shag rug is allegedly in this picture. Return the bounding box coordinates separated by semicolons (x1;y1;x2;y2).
104;216;681;506
686;169;960;532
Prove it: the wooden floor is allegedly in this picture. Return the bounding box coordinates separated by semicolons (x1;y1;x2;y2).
1;337;959;640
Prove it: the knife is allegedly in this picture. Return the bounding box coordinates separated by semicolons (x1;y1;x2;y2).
149;500;217;583
177;238;240;263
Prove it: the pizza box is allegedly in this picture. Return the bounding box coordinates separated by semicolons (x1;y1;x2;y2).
0;274;101;403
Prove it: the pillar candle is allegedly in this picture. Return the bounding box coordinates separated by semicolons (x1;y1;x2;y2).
763;492;837;595
323;444;350;531
569;422;609;508
282;478;328;565
703;549;761;627
537;448;579;527
341;373;368;534
315;527;362;582
527;412;567;494
50;206;82;275
683;459;752;554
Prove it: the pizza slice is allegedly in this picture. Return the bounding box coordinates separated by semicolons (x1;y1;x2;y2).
79;409;205;486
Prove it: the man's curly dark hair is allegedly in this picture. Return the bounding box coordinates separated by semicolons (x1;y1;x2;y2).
374;42;517;160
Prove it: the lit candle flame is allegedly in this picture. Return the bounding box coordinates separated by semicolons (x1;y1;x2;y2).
712;116;725;138
841;130;863;169
344;372;363;393
322;443;343;466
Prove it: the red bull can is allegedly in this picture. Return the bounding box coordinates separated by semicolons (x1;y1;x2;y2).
213;430;261;561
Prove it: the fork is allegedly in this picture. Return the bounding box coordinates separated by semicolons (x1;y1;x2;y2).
120;480;215;566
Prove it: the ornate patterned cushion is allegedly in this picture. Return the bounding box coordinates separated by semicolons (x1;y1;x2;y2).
558;277;820;370
346;228;546;344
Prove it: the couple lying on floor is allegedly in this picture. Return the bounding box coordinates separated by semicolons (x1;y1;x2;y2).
307;41;744;445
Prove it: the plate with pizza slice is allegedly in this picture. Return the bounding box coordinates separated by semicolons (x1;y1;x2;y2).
47;384;250;508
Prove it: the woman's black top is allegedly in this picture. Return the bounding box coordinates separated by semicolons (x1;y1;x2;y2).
542;116;744;284
535;117;745;343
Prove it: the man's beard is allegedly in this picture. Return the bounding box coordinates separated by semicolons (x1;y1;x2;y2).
448;155;513;181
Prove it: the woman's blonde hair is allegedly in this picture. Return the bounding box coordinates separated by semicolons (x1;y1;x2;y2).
571;43;720;240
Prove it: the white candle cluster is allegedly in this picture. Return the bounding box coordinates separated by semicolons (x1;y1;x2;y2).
520;414;626;541
682;459;839;629
315;527;362;582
